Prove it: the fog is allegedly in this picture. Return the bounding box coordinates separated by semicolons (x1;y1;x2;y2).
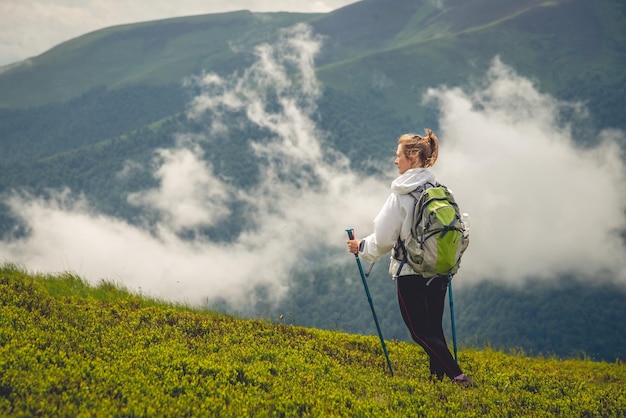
1;24;625;308
426;60;626;285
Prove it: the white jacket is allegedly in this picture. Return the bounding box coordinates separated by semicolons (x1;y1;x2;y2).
359;168;436;277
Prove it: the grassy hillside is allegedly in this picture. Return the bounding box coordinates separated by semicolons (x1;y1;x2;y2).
1;264;624;416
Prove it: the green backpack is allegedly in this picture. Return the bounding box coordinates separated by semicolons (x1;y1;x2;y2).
394;183;470;279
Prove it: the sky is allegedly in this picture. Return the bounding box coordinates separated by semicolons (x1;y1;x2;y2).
1;16;625;310
0;0;360;66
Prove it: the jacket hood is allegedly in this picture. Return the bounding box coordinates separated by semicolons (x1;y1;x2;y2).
390;168;435;195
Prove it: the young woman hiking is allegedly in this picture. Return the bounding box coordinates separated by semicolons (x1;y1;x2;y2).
346;130;473;386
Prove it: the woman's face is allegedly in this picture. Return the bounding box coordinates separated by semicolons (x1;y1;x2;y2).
395;144;415;174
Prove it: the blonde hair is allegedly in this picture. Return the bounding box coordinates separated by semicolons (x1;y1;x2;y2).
398;129;439;168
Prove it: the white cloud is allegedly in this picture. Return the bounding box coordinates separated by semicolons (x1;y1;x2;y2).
128;138;232;233
0;0;359;66
427;57;626;285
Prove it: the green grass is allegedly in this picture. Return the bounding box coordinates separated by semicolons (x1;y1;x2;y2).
1;263;624;417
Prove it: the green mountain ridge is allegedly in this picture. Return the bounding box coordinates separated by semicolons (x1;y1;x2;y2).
1;0;624;160
0;10;319;108
1;265;624;416
316;0;626;123
2;0;625;122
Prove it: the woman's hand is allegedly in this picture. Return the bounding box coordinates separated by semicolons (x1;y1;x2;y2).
347;239;361;255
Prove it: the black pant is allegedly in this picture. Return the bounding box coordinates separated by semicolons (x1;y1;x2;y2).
396;274;462;380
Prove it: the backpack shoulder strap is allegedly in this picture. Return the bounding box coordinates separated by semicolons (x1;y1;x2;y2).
407;181;437;201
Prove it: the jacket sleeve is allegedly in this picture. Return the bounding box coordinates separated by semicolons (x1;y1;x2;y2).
359;193;405;262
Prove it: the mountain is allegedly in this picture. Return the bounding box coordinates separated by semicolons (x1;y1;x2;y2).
312;0;626;126
0;0;625;361
0;11;318;108
1;0;624;166
1;0;625;161
2;0;625;119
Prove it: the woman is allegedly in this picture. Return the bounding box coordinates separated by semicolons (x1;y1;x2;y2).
347;129;473;386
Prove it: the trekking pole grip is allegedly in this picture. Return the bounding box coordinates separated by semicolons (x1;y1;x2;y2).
346;229;355;240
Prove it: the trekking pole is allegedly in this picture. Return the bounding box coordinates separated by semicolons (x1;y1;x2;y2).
346;229;394;376
448;275;458;363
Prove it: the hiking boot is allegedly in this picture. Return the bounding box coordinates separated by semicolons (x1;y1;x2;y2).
453;374;476;388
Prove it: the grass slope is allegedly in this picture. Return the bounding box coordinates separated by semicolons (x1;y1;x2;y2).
1;264;624;417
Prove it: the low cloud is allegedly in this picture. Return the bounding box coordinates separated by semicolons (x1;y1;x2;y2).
1;31;625;309
127;139;232;233
427;58;626;285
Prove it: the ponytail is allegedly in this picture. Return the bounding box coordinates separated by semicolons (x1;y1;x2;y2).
424;129;439;168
